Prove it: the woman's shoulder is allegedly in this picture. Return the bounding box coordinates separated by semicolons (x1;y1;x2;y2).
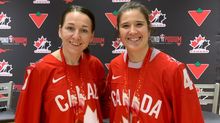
154;49;183;66
110;53;124;65
84;54;103;65
28;53;62;72
147;48;185;74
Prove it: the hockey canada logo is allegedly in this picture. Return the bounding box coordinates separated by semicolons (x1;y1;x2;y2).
0;59;13;77
105;11;118;29
112;38;126;54
150;34;182;46
112;0;130;3
0;0;9;5
29;12;48;29
34;36;51;53
33;0;50;4
0;35;27;46
188;8;211;27
0;12;11;29
189;34;210;53
187;61;209;80
149;8;166;27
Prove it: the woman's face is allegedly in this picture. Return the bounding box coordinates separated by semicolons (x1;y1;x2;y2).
59;11;94;54
118;9;150;52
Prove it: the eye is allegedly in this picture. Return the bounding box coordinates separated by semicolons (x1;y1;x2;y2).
136;23;143;27
66;26;75;32
121;24;129;29
81;29;89;33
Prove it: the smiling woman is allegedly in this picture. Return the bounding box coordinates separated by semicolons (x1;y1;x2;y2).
104;1;205;123
15;5;106;123
58;10;94;60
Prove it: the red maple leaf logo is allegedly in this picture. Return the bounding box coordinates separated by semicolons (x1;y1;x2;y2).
190;35;205;48
0;60;8;71
34;37;45;48
0;12;6;21
112;39;121;49
149;8;161;22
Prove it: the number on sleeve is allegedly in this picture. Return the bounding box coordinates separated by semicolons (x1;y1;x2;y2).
22;69;32;90
183;68;193;90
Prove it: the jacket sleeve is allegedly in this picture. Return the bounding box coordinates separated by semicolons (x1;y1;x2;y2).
15;65;44;123
168;64;204;123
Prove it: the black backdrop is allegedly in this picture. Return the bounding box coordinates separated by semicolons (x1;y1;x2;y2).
0;0;220;112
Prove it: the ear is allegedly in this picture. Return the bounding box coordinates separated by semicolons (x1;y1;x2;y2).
89;32;95;43
58;25;62;38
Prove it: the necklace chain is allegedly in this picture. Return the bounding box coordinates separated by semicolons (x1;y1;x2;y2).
123;48;151;122
60;48;86;119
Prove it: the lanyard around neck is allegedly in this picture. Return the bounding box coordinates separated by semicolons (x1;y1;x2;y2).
59;48;86;118
123;48;152;121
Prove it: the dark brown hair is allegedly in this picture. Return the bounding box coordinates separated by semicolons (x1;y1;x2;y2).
117;1;151;30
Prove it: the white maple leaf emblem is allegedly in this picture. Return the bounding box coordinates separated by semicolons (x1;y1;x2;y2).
84;106;99;123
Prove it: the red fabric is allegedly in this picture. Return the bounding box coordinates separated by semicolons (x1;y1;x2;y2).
15;53;105;123
105;48;204;123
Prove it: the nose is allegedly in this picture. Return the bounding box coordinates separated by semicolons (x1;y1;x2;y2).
71;30;81;40
129;25;137;34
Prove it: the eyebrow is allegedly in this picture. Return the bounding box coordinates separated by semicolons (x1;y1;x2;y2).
136;20;145;23
120;20;145;25
66;23;89;28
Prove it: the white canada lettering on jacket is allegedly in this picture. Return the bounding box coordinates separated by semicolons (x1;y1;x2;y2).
111;89;162;119
55;83;98;112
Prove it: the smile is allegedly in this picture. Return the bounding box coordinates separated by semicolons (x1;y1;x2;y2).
127;37;141;42
69;41;82;46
